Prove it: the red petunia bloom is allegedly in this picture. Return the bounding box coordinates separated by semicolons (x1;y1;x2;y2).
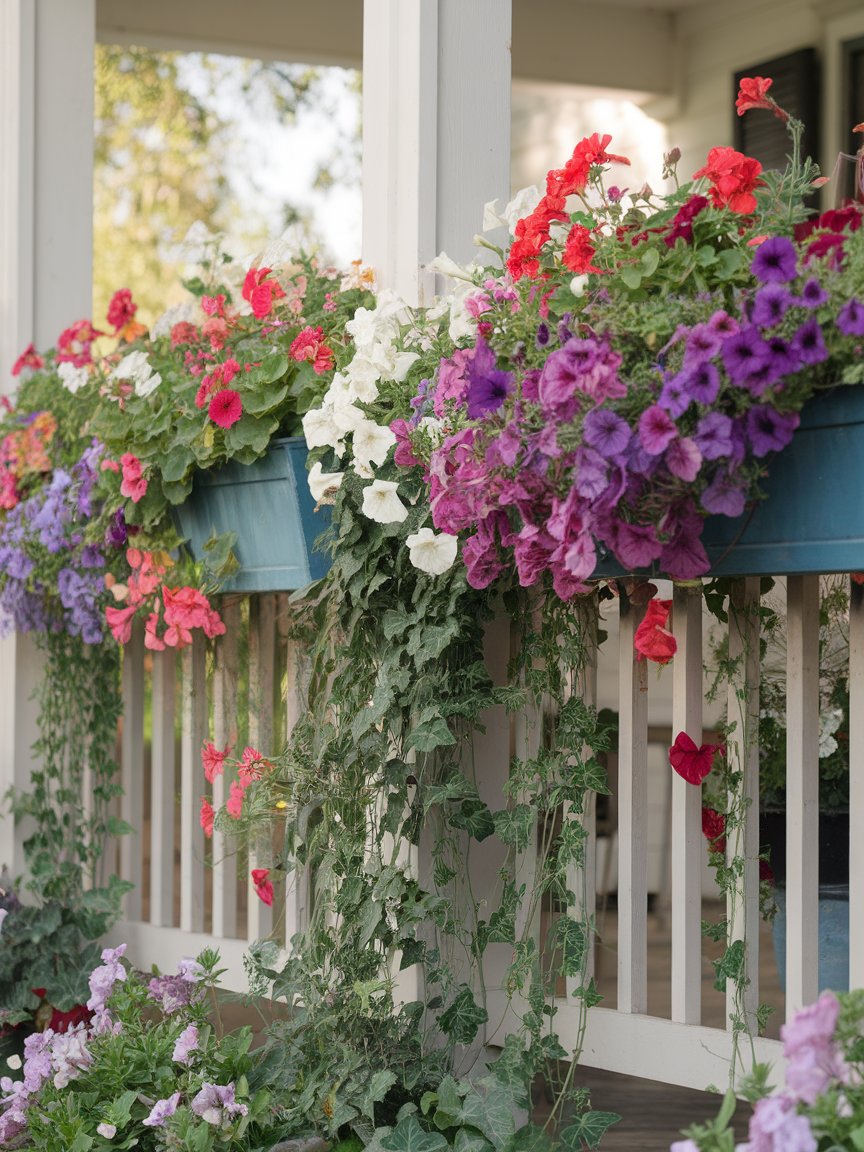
692;146;764;215
199;797;215;838
107;288;137;332
562;224;603;275
701;806;727;854
11;343;44;376
669;732;725;785
242;267;286;319
208;388;243;429
663;195;710;248
251;868;274;907
633;598;677;665
289;326;335;374
735;76;787;122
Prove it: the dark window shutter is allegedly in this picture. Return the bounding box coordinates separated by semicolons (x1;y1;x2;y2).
732;48;820;172
842;36;864;157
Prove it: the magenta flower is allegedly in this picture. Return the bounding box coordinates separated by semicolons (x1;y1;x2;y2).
208;388;243;429
638;405;678;455
746;406;800;457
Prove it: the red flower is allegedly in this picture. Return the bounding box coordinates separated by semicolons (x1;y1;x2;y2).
11;343;44;376
735;76;787;122
633;598;677;665
107;288;137;332
238;746;271;788
201;740;231;783
56;319;103;367
171;321;199;347
226;780;244;819
701;806;727;854
289;326;335;374
669;732;724;785
251;868;274;907
208;388;243;429
119;453;147;503
199;797;215;838
562;224;602;274
242;267;286;319
201;294;226;318
692;146;764;214
663;195;710;248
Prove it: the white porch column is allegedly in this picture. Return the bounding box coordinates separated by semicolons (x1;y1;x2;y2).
361;0;512;305
0;0;95;877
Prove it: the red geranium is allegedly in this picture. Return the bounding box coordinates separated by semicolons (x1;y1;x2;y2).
242;266;286;319
562;224;603;275
692;146;764;214
701;806;727;854
11;343;44;376
669;732;725;785
633;598;677;665
735;76;787;122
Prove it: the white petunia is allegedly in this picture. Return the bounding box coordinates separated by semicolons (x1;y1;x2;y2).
308;462;344;505
343;355;381;401
361;479;408;524
352;419;396;469
57;361;89;394
302;406;345;456
151;299;196;339
0;908;7;935
352;457;375;480
570;274;589;297
5;1053;21;1070
135;370;162;398
405;527;458;575
482;184;542;235
111;351;150;381
96;1123;117;1139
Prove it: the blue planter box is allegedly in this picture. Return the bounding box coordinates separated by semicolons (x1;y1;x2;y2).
598;386;864;579
173;437;331;593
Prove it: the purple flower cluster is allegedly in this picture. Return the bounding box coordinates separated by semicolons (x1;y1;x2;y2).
0;441;108;641
418;235;860;590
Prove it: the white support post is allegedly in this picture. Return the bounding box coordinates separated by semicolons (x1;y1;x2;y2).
180;638;207;934
617;596;648;1015
120;625;145;920
849;581;864;987
361;0;511;303
670;583;704;1024
726;578;761;1031
0;0;95;877
785;574;820;1014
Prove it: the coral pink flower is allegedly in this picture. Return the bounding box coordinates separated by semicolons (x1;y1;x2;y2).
199;798;215;838
120;453;148;503
289;326;335;374
11;343;44;376
105;603;138;644
208;389;243;429
201;316;229;350
251;868;274;906
144;610;165;651
735;76;788;122
242;267;286;319
56;319;103;366
202;740;231;783
171;321;199;347
633;598;677;664
669;732;725;785
238;746;270;788
226;781;245;819
201;294;226;317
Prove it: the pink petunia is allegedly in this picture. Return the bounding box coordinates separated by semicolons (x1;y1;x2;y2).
633;599;677;664
201;740;231;783
669;732;724;785
226;781;245;819
119;453;148;503
199;798;215;838
208;388;243;429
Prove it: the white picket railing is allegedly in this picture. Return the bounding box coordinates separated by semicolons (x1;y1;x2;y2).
105;574;861;1094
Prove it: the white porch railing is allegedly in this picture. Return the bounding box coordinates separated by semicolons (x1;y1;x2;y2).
106;574;862;1094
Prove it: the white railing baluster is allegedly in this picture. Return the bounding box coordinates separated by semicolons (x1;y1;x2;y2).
670;583;704;1024
212;599;240;939
567;640;598;1000
726;578;761;1030
849;579;864;988
246;594;275;942
120;624;144;920
149;649;176;927
280;596;307;944
785;574;820;1014
617;594;648;1014
180;635;207;933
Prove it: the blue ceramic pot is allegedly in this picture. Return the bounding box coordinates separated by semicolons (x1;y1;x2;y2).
173;437;331;593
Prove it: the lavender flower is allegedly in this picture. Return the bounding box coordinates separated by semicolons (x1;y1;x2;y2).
791;317;828;365
465;338;513;419
172;1023;200;1065
190;1082;248;1127
143;1092;181;1128
838;298;864;336
751;235;798;283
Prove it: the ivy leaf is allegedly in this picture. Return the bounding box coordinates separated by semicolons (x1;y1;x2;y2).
555;915;588;977
450;798;495;842
361;1069;398;1121
381;1116;449;1152
407;717;456;753
500;1125;554;1152
493;806;534;850
559;1111;621;1149
438;985;488;1045
455;1130;494;1152
456;1079;516;1150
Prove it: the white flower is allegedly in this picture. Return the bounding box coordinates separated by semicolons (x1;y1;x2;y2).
819;707;843;758
570;274;589;297
352;419;396;469
96;1123;117;1139
361;479;408;524
135;370;162;398
353;457;375;480
302;406;345;456
5;1053;21;1070
427;252;475;282
57;361;89;394
308;462;344;505
331;401;366;437
405;527;458;575
343;355;381;401
482;184;542;235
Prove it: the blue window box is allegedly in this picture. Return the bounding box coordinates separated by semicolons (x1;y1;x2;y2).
173;437;331;593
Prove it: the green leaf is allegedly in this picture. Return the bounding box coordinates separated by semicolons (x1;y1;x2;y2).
716;248;745;280
555;915;588;977
381;1115;448;1152
640;247;660;276
455;1130;494;1152
252;352;289;384
160;444;195;482
500;1126;554;1152
449;798;495;842
438;985;489;1045
361;1069;398;1121
242;383;289;415
457;1079;516;1150
407;717;456;754
559;1111;621;1149
620;267;642;290
223;413;278;455
161;475;194;504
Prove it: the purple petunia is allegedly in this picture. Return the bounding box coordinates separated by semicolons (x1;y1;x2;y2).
143;1093;181;1128
746;405;800;457
751;235;798;283
465;338;513;418
838;298;864;336
721;326;771;386
638;405;678;455
751;283;793;328
791;317;828;366
583;408;631;456
799;277;828;308
693;412;735;460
